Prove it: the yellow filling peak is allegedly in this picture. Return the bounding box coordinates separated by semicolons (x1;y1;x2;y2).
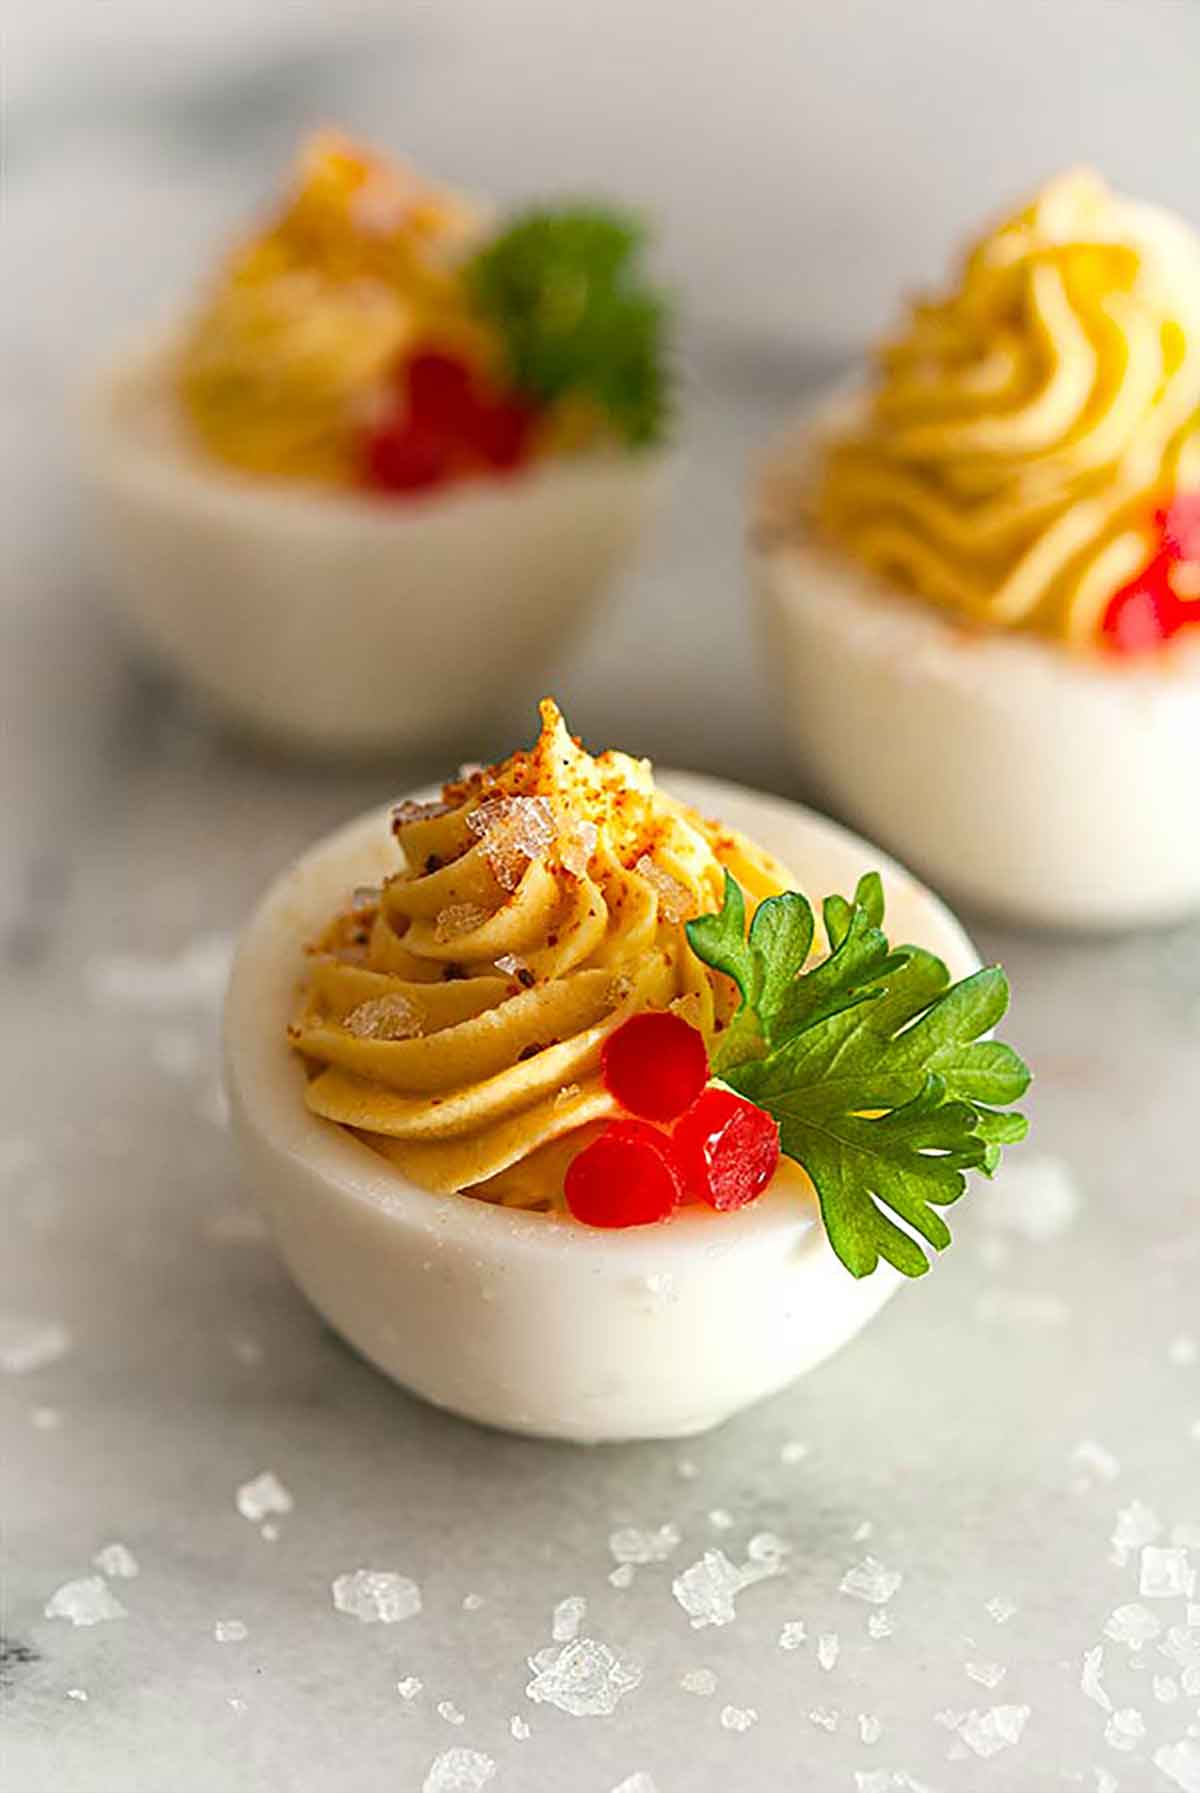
291;701;792;1210
816;169;1200;642
177;132;487;482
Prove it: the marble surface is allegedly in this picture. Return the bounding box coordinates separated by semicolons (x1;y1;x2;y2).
5;11;1200;1790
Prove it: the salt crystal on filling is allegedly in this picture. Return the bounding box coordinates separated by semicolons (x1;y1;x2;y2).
634;854;697;925
392;798;453;830
467;796;557;891
434;903;489;944
343;994;424;1041
559;820;599;880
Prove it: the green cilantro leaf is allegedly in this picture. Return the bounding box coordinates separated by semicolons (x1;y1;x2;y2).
686;872;1031;1279
465;206;669;447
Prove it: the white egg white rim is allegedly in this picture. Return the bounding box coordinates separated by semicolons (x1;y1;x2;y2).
224;771;982;1273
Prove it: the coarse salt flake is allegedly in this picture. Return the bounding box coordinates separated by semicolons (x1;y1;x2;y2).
332;1569;421;1624
92;1543;138;1580
681;1667;717;1696
965;1660;1006;1689
1082;1645;1112;1711
953;1705;1030;1758
343;994;423;1040
609;1523;680;1565
1104;1602;1161;1647
468;797;557;891
1142;1546;1195;1599
840;1556;902;1605
671;1547;782;1629
421;1748;496;1793
634;855;696;924
1104;1707;1145;1751
45;1577;126;1627
525;1638;641;1717
434;903;489;943
552;1595;587;1642
235;1471;293;1523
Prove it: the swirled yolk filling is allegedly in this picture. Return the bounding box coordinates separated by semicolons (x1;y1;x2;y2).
178;132;486;483
290;700;794;1211
813;170;1200;647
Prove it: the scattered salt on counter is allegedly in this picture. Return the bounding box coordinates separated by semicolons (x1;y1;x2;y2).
671;1546;783;1629
1081;1645;1112;1711
551;1595;587;1642
609;1524;680;1566
680;1668;717;1696
92;1543;138;1579
1140;1546;1195;1599
45;1577;126;1626
840;1556;902;1605
1104;1602;1161;1647
235;1471;293;1523
421;1748;496;1793
1104;1707;1146;1751
963;1659;1006;1690
332;1570;422;1624
719;1704;758;1731
525;1638;641;1716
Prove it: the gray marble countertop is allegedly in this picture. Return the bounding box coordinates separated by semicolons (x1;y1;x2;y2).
5;14;1200;1789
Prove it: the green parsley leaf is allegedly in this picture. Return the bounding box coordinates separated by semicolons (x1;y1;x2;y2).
686;873;1031;1279
465;206;669;447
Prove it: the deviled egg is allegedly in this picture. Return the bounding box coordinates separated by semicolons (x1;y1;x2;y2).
754;171;1200;928
84;134;669;756
224;701;1029;1441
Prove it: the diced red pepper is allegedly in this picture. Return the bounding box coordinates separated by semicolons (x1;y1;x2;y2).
601;1011;710;1123
564;1120;684;1228
672;1086;780;1212
1101;549;1184;655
